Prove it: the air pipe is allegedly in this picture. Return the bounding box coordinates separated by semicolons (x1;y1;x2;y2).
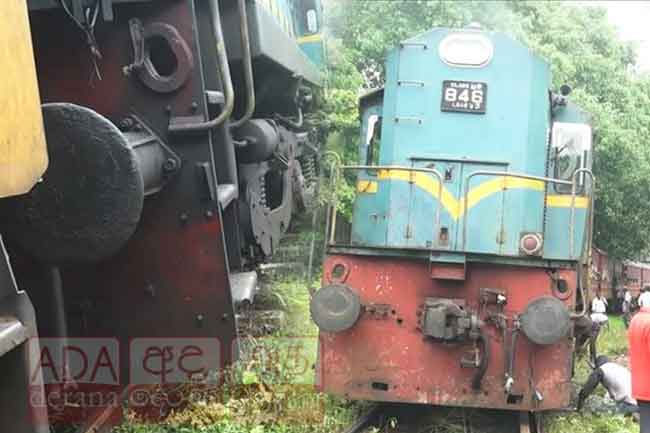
505;327;519;394
471;330;490;390
169;0;234;133
231;0;256;128
275;106;304;129
570;263;587;319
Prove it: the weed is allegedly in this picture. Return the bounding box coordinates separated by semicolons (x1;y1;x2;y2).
114;222;360;433
545;315;636;433
544;413;636;433
596;316;629;359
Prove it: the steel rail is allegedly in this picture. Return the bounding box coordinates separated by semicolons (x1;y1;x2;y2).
341;404;383;433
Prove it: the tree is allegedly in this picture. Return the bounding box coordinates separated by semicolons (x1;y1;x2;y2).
324;0;650;259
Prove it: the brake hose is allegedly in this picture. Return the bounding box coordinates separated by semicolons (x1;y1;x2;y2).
472;330;490;390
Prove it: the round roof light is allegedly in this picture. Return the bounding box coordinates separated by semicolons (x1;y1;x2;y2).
439;33;494;68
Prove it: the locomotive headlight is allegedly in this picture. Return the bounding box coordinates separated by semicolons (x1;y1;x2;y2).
438;33;494;68
310;284;361;333
520;297;570;345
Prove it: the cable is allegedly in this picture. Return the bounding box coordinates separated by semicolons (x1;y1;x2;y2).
59;0;103;82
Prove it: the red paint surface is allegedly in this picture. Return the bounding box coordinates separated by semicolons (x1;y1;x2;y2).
21;2;236;427
317;254;577;411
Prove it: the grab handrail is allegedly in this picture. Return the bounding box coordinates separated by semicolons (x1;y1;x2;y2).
460;170;594;260
570;169;595;260
326;163;594;265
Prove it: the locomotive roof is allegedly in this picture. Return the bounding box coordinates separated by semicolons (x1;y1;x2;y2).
359;87;384;108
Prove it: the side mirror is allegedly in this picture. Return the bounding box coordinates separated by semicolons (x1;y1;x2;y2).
560;84;572;97
306;9;318;34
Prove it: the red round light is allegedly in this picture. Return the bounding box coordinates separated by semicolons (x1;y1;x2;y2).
523;236;538;251
520;234;542;255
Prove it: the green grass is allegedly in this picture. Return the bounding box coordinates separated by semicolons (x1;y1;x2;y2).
114;228;360;433
598;316;629;358
544;315;637;433
545;413;637;433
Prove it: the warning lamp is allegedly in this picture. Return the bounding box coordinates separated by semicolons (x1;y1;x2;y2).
520;233;543;256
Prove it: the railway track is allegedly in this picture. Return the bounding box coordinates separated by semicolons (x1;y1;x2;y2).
344;404;544;433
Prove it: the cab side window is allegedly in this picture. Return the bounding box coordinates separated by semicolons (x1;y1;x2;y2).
365;115;382;166
551;122;592;193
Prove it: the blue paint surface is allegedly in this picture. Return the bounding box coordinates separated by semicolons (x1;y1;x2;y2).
351;28;592;263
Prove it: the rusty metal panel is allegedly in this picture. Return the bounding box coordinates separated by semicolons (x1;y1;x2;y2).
318;254;576;411
0;0;48;198
430;263;465;281
17;2;238;425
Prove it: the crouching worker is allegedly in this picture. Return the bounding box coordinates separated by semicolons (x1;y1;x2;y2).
630;303;650;432
577;355;637;415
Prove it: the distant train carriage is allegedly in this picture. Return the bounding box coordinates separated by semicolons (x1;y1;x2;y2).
589;248;650;311
622;261;650;298
590;247;617;302
312;27;594;412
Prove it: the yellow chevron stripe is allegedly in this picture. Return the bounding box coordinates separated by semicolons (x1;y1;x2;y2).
465;176;544;211
547;195;589;208
297;33;323;44
357;180;378;193
373;169;588;220
378;169;461;217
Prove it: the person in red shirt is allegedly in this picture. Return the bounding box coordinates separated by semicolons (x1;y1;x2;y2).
629;305;650;432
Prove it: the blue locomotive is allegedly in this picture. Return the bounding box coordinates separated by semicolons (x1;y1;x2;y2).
312;26;594;411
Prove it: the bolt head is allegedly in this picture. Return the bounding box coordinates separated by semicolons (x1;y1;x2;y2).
119;118;134;130
163;158;178;172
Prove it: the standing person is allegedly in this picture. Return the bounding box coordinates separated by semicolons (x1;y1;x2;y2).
623;287;633;328
629;302;650;432
591;292;609;326
639;287;650;308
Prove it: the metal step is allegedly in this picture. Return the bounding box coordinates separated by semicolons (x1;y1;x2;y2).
0;317;28;358
206;90;225;106
217;184;237;209
230;271;258;305
429;252;466;281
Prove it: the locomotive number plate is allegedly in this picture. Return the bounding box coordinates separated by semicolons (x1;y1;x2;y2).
441;80;487;114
